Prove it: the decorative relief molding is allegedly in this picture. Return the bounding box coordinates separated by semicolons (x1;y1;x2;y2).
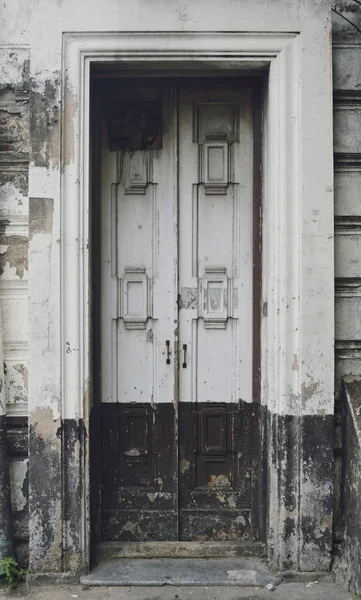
332;43;361;49
333;90;361;108
334;153;361;169
6;401;28;418
335;340;361;359
3;341;28;361
110;183;118;279
4;340;28;415
192;184;199;278
193;103;239;144
0;279;28;298
151;184;159;279
199;135;231;195
335;216;361;234
335;277;361;297
0;216;28;236
111;318;118;404
123;405;149;464
0;152;29;173
232;186;240;277
125;151;153;195
120;266;149;329
200;404;228;463
200;266;231;329
194;103;237;196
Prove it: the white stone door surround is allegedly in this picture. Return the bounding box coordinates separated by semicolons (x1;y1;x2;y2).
58;28;334;573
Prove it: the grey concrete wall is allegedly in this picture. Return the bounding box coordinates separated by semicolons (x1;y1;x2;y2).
332;3;361;545
340;379;361;595
0;0;359;575
0;48;29;416
7;423;29;567
0;47;30;567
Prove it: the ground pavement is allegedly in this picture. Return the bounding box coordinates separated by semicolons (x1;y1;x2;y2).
0;582;353;600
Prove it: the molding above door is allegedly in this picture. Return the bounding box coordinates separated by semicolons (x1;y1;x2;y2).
60;29;334;573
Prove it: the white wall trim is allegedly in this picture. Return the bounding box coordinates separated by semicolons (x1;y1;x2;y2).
61;30;334;569
61;29;301;416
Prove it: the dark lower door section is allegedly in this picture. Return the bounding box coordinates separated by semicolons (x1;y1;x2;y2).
178;401;253;541
100;403;177;541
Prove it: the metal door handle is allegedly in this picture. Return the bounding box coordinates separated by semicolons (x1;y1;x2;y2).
166;340;171;364
182;344;187;368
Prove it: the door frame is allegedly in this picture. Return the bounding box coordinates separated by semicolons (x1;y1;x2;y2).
60;31;334;573
90;77;263;545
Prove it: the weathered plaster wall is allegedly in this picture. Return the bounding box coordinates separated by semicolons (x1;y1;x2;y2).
339;379;361;596
7;429;29;567
0;47;29;418
0;46;30;566
332;2;361;548
0;0;337;577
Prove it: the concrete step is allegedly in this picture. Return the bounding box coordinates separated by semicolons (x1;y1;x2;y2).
81;557;280;587
94;541;266;562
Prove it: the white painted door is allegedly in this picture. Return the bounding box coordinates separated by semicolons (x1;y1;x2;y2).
98;84;179;540
97;81;255;541
100;86;177;408
177;85;254;539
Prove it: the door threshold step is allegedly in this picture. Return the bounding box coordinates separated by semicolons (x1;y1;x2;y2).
95;541;266;561
81;557;281;587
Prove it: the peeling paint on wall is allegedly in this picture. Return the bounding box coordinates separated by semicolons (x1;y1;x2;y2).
13;364;28;391
340;380;361;595
268;410;333;572
30;80;60;169
9;458;28;512
0;233;28;279
0;42;29;423
29;407;62;572
0;0;357;578
28;197;54;240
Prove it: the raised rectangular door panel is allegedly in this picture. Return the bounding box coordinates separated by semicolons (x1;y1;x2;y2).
100;403;177;540
178;86;254;540
178;401;253;540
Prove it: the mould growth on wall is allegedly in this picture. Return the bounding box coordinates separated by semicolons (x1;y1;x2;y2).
0;47;30;566
0;233;28;279
1;0;357;577
29;408;62;572
268;411;333;572
30;79;60;169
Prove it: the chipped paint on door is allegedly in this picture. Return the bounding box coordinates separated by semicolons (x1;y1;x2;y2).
97;80;255;541
178;85;254;540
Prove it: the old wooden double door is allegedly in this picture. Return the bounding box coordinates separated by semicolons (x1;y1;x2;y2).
98;80;256;542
